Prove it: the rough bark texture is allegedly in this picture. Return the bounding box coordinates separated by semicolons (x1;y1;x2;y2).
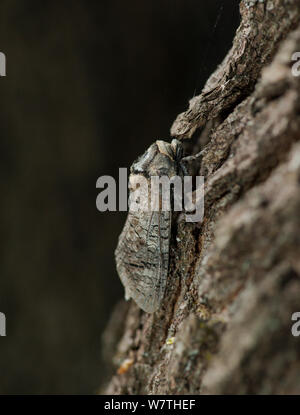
102;0;300;394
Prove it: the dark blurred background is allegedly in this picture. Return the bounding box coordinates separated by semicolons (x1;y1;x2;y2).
0;0;239;394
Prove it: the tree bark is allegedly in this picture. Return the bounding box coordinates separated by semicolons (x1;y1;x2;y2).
102;0;300;394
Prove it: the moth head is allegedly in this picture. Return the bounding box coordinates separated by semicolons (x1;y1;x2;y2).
131;139;183;178
170;139;183;161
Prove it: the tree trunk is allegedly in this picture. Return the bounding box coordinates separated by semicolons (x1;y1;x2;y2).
102;0;300;394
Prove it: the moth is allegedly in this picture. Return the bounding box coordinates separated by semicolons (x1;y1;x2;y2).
115;139;186;313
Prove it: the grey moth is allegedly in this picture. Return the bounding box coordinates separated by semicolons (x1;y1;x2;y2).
115;139;185;313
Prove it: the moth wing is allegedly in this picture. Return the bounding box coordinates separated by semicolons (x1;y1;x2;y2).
115;210;171;313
